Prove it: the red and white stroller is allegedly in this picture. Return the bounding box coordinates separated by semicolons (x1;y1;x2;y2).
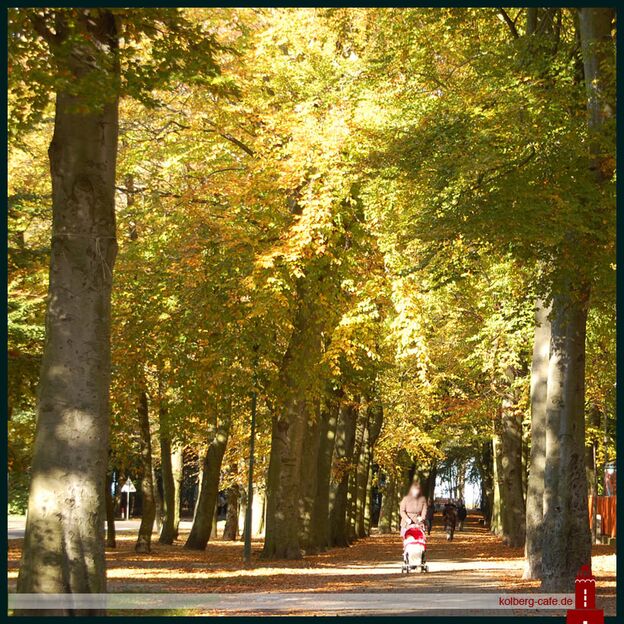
400;522;428;574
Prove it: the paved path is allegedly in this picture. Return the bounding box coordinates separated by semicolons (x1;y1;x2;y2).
7;516;194;540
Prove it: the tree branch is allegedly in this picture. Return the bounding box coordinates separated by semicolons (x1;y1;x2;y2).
498;8;520;39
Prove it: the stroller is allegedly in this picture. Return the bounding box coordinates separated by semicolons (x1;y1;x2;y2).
400;522;428;574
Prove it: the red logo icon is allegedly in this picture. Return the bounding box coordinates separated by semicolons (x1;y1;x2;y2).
566;565;604;624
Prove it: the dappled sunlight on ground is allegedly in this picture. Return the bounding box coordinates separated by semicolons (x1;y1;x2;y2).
8;514;616;615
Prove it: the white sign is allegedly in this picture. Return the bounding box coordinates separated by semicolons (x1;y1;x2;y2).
121;479;136;493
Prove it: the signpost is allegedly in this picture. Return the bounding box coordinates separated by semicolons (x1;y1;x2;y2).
121;478;136;520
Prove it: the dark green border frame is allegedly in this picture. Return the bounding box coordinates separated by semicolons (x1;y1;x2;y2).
1;2;620;623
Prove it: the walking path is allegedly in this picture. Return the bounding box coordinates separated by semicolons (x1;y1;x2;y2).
8;514;616;616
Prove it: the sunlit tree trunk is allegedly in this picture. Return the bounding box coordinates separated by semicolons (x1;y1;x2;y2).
300;400;322;552
491;435;502;536
185;420;229;550
477;440;494;527
354;418;371;539
135;390;156;553
541;287;591;590
262;279;323;559
310;399;339;550
497;370;526;547
159;397;182;544
347;403;367;542
16;10;119;611
524;300;551;578
541;7;613;591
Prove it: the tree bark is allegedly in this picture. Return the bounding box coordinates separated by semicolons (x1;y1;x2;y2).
329;400;358;546
578;8;615;176
478;440;494;527
309;399;339;551
491;434;502;536
105;471;116;549
185;420;229;550
16;10;119;610
223;485;240;540
541;287;591;590
540;9;613;591
300;401;322;552
159;398;182;544
524;300;551;578
496;371;526;547
355;419;371;539
379;473;395;534
348;403;367;542
262;279;324;559
135;391;156;553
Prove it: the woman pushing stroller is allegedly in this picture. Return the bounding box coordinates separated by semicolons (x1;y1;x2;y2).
399;480;429;573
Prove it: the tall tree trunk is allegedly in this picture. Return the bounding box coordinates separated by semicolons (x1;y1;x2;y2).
364;400;383;535
457;459;466;502
262;416;280;548
159;398;182;544
541;287;591;590
423;461;438;501
185;420;229;550
497;371;526;548
262;279;323;560
378;473;395;534
347;403;367;542
310;399;339;551
491;434;502;536
16;11;119;609
300;400;322;552
329;400;358;546
135;391;156;553
585;407;600;544
105;471;116;549
363;462;374;534
541;10;613;590
223;485;240;541
478;440;494;527
578;8;615;175
524;300;551;579
355;420;371;539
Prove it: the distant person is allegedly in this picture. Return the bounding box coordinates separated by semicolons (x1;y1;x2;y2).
443;501;457;541
399;480;428;532
425;499;435;535
457;500;467;531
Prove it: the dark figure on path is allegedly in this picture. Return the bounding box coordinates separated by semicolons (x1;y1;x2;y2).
457;500;467;531
425;499;435;535
443;502;457;541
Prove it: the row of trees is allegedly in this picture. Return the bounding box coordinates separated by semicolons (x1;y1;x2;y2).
8;7;615;612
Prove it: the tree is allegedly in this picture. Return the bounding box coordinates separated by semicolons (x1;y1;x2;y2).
14;10;121;607
10;8;223;608
540;7;615;591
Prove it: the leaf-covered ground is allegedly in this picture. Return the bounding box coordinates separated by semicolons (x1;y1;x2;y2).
8;514;616;616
